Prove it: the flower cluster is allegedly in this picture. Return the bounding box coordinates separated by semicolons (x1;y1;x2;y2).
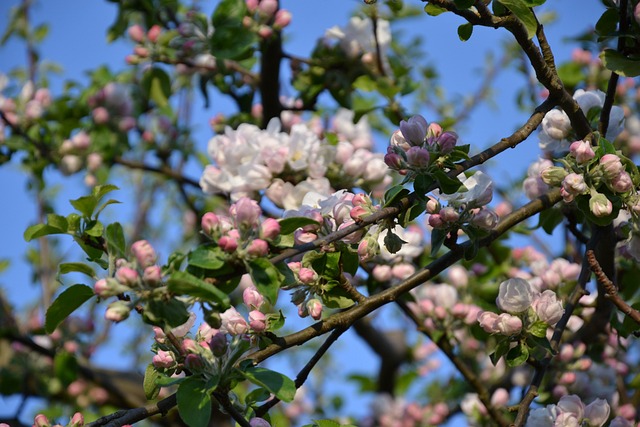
244;0;292;39
201;113;388;207
525;395;611;427
0;78;51;128
384;115;459;174
325;16;391;74
539;89;625;153
94;239;163;322
478;278;564;336
201;197;281;258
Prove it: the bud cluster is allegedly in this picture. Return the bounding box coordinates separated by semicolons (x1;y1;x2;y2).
201;197;281;259
95;239;162;322
478;278;564;337
244;0;293;39
384;114;459;174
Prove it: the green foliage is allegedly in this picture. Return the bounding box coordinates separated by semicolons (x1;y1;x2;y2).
237;361;296;402
279;217;321;235
143;363;161;400
247;258;284;305
209;0;257;60
177;376;214;427
496;0;538;39
600;49;640;77
45;284;94;333
167;271;231;306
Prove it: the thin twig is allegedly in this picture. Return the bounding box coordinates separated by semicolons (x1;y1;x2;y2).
255;327;347;416
587;249;640;325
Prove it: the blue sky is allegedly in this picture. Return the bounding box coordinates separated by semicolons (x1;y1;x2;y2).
0;0;610;424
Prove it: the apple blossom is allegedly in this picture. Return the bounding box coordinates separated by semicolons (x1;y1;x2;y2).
496;278;535;314
532;290;564;325
399;115;428;146
152;349;175;369
589;193;613;217
131;240;157;268
569;140;595;164
220;307;249;335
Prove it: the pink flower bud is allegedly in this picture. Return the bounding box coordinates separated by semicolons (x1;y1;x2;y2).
298;267;317;284
532;290;564;325
152;349;175;368
147;25;162;43
436;131;457;153
218;235;238;252
426;122;443;141
406;146;430;168
260;218;281;240
495;313;523;335
184;354;205;371
69;413;84;427
246;0;259;13
92;106;110;124
143;265;162;285
611;171;633;193
439;207;459;223
243;286;264;309
210;333;228;357
399;115;428;146
258;0;278;17
247;239;269;257
490;388;509;406
153;326;166;343
220;307;249;335
478;311;500;333
131;240;157;268
181;338;198;353
569;140;595;164
249;310;267;332
274;9;292;28
133;46;149;57
349;205;369;221
384;150;405;170
128;25;145;42
93;278;109;296
358;235;380;262
249;418;271;427
600;154;624;180
118;116;137;132
589;192;613;217
471;208;499;230
115;266;139;286
426;197;440;214
306;299;323;320
258;25;273;39
230;197;262;229
105;301;130;322
428;213;445;228
34;414;51;427
562;173;587;195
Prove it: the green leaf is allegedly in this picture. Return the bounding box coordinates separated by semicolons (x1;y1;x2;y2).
489;338;510;366
177;377;212;427
247;258;283;305
95;199;121;218
278;217;320;235
498;0;537;39
45;284;94;333
155;374;187;387
528;320;549;338
144;298;190;328
188;245;226;270
238;363;296;402
70;195;99;218
505;341;529;367
600;49;640;77
24;224;66;241
58;263;97;279
167;271;230;306
430;228;447;256
383;184;410;207
340;249;359;276
54;351;79;386
143;364;161;400
353;75;377;92
142;67;172;107
595;7;619;37
106;222;126;259
93;184;119;200
210;0;256;60
322;285;356;309
537;207;563;235
433;170;462;194
424;3;448;15
84;220;104;237
557;62;586;87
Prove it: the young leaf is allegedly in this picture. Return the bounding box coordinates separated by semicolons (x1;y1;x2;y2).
177;376;212;427
167;271;230;306
238;363;296;402
143;364;161;400
45;284;94;334
58;262;97;279
498;0;537;39
279;217;321;235
106;222;126;259
187;245;226;270
457;23;473;41
247;258;283;304
600;49;640;77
